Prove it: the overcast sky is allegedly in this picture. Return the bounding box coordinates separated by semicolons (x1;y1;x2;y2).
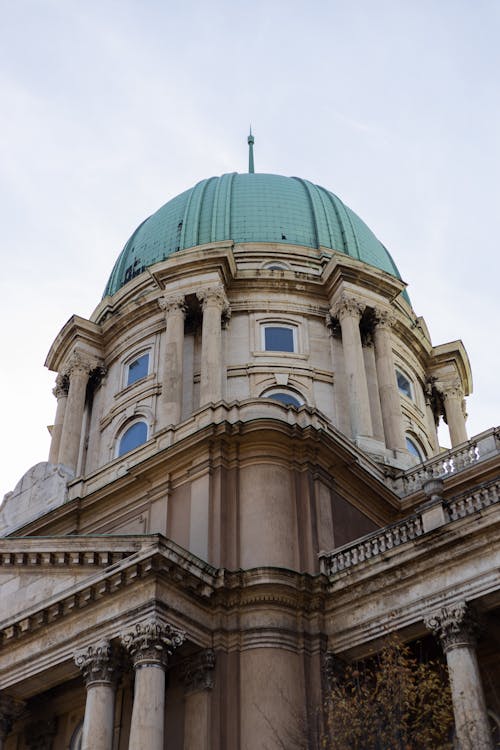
1;0;499;498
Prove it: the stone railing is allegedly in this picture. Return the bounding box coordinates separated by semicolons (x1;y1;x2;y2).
390;427;500;497
319;475;500;578
319;514;424;576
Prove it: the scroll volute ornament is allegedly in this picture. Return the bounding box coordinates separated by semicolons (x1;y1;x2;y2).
330;293;366;323
158;293;186;316
74;639;119;686
424;601;480;651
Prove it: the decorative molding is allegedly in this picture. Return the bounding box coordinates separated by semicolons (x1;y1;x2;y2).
74;639;119;686
424;601;480;652
329;293;365;323
158;293;186;316
442;382;465;402
120;618;186;668
180;649;216;693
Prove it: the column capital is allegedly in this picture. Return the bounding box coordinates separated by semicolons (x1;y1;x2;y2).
373;307;397;329
424;601;480;652
196;284;229;312
74;639;119;687
52;372;69;399
180;649;216;694
330;293;365;322
159;293;186;316
0;695;25;741
120;618;185;669
441;381;465;402
62;350;101;379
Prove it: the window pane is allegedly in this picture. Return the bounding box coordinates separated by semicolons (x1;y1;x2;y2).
264;326;295;352
127;354;149;386
118;422;148;456
396;370;412;399
264;392;302;407
406;437;423;460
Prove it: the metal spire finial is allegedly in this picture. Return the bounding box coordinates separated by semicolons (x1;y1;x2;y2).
247;127;255;174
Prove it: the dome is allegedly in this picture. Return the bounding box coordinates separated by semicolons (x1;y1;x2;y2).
104;172;404;298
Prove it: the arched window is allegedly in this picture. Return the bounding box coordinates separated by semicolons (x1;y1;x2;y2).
117;421;148;457
126;351;150;387
396;369;413;400
262;388;304;408
406;436;424;461
69;721;83;750
262;261;290;271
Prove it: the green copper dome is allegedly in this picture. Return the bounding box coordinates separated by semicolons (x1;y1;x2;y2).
104;173;404;297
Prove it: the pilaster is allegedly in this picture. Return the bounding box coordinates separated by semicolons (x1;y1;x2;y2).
181;649;216;750
197;284;230;405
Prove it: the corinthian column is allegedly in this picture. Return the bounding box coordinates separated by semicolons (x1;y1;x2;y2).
373;309;406;451
121;618;185;750
158;293;186;425
197;285;230;406
48;374;69;464
330;294;372;439
74;640;118;750
0;695;24;750
58;351;96;472
442;383;468;447
425;602;493;750
181;649;216;750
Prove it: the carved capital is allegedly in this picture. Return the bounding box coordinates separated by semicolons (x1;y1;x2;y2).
442;382;465;402
424;601;480;652
74;639;119;687
25;718;57;750
52;373;69;399
180;649;216;694
120;618;185;669
159;293;186;317
62;350;100;380
330;294;365;323
196;284;230;313
0;695;25;740
373;307;396;330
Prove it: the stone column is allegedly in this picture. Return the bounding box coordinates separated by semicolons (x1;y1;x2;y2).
121;618;185;750
181;649;216;750
442;383;468;447
58;351;96;472
373;309;406;451
48;374;69;464
158;293;186;425
330;294;373;439
0;695;24;750
74;639;118;750
425;601;493;750
197;285;230;406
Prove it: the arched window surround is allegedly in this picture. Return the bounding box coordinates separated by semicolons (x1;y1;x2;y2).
261;387;305;408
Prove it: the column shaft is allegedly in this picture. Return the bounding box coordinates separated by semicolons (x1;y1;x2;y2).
58;354;94;471
121;618;185;750
81;683;115;750
332;296;372;439
159;295;186;425
373;312;406;451
181;649;215;750
425;602;493;750
48;377;68;463
443;386;468;446
198;286;229;406
128;664;165;750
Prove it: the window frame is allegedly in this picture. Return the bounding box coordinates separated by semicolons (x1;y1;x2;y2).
405;435;425;461
124;350;151;389
395;368;414;400
260;323;298;353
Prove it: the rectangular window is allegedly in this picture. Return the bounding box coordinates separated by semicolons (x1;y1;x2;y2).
396;369;413;400
262;325;296;352
127;353;149;386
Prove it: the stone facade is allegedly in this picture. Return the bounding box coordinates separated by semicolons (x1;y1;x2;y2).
1;191;499;749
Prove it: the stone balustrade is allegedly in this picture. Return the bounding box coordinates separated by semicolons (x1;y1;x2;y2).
391;427;500;497
319;475;500;577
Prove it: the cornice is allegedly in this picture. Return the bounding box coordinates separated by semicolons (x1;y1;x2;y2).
44;315;103;373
